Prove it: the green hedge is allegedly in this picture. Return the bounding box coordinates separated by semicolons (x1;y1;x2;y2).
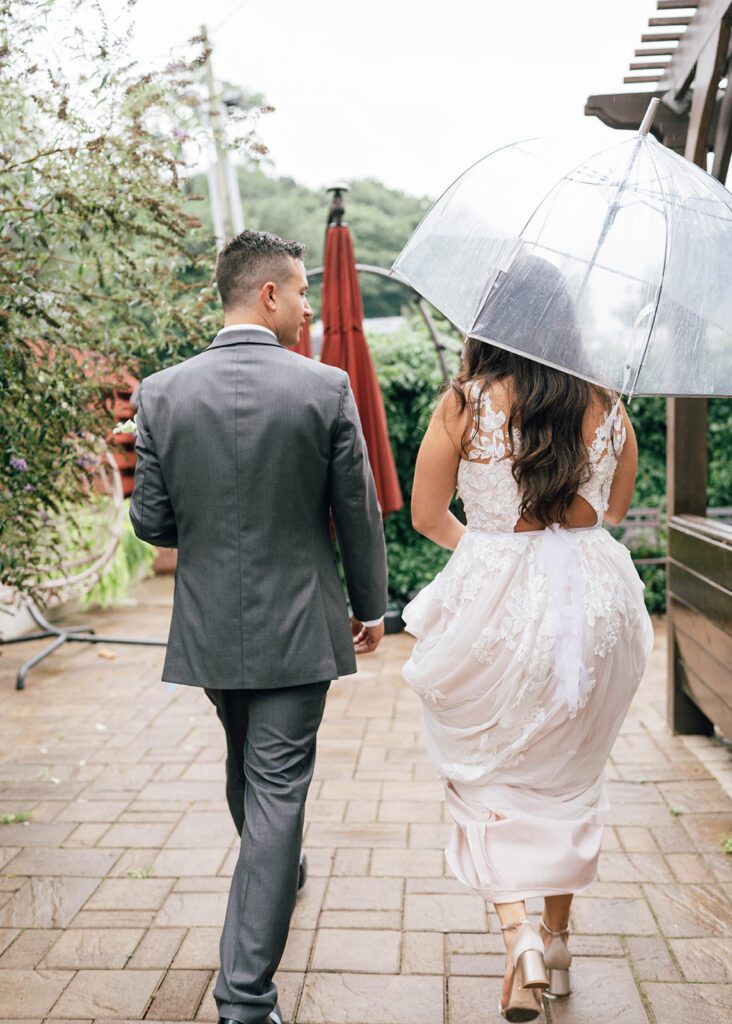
368;323;460;605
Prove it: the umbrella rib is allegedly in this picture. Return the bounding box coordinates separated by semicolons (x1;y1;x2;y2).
468;136;638;331
629;139;670;397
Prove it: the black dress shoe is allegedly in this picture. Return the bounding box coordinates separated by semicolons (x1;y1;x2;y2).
218;1011;281;1024
297;851;308;893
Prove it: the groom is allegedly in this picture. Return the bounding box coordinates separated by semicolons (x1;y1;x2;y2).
130;230;388;1024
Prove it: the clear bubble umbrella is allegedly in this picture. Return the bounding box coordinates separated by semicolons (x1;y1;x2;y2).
393;100;732;397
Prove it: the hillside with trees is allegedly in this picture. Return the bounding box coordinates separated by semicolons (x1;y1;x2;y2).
186;167;431;317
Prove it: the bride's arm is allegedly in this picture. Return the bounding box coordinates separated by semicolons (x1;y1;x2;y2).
411;390;468;550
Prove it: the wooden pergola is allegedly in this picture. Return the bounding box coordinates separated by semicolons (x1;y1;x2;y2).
587;0;732;738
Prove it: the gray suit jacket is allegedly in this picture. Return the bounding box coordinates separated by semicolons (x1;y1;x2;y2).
129;327;388;689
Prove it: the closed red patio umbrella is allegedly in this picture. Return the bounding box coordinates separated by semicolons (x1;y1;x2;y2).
320;198;403;516
292;320;313;358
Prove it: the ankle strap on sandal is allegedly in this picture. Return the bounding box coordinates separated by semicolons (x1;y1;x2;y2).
540;917;570;936
500;918;530;932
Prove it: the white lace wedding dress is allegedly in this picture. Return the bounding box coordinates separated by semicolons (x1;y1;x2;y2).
402;384;654;902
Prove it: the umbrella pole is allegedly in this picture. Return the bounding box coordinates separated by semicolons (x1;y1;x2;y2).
578;98;662;293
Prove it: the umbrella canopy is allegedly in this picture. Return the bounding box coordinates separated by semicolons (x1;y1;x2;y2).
321;223;403;515
292;320;313;358
393;125;732;397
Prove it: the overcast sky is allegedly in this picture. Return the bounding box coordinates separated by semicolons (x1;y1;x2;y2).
123;0;662;197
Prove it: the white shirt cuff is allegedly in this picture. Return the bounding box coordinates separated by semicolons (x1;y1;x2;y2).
361;616;385;627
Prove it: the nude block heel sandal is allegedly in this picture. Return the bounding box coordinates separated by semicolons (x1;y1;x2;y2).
499;920;549;1022
540;918;572;997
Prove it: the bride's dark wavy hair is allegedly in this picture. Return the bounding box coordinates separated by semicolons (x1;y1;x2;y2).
450;256;611;527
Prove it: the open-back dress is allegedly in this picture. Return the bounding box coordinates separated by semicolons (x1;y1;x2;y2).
402;383;654;902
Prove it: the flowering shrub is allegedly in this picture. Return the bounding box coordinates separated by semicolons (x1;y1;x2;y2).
0;0;268;596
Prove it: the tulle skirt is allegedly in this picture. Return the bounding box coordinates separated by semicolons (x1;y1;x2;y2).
402;525;654;903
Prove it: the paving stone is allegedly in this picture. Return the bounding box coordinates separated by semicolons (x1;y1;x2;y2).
150;848;227;877
0;877;99;929
64;822;112;847
279;928;314;972
0;822;76;847
146;969;211;1020
290;878;327;930
311;928;400;973
371;848;443;878
98;823;174;848
298;972;443;1024
0;927;20;956
549;957;648;1024
401;932;444;975
40;927;144;968
598;852;674;884
404;894;485;933
318;910;402;930
331;849;370;877
669;936;732;981
617;827;658;853
49;968;162;1018
681;812;732;851
305;823;407;849
85;878;174;911
379;801;443;823
0;929;61;968
408;824;452;849
325;877;403;911
624;935;681;981
645;981;732;1024
164;812;235;849
0;969;73;1017
644;883;732;937
665;852;717;883
658;779;731;814
127;927;186;969
154;892;228;928
69;908;154;929
570;897;658;935
55;800;129;823
2;847;121;877
343;800;377;823
173;876;228;893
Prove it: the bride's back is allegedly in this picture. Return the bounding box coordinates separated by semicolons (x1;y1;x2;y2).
455;367;627;535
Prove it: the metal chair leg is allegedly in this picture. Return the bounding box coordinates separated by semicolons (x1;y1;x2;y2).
16;635;67;690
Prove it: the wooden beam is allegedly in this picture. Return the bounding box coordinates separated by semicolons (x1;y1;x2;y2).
659;0;732;95
667;401;707;517
711;76;732;178
649;16;693;25
684;19;730;162
630;61;672;69
636;46;678;55
642;31;686;41
658;1;698;8
625;75;664;83
584;91;689;150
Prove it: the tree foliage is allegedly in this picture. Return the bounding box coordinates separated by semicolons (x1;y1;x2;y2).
0;0;267;595
187;166;431;318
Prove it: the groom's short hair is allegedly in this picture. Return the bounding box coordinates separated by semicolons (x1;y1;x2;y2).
216;230;306;308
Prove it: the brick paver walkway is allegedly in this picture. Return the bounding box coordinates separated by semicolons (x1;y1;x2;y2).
1;577;731;1023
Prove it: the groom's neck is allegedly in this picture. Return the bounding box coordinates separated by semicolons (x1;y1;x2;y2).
223;308;270;330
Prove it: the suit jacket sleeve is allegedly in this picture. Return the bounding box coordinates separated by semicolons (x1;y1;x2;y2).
129;382;178;548
328;375;388;622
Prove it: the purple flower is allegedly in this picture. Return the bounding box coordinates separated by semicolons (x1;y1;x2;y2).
10;456;28;472
23;483;36;493
76;454;99;471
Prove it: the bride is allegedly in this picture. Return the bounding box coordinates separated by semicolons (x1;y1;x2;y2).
402;328;654;1020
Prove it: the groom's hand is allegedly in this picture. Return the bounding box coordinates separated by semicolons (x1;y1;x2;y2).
352;617;384;655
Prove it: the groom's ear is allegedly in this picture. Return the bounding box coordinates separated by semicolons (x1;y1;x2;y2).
261;280;278;310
